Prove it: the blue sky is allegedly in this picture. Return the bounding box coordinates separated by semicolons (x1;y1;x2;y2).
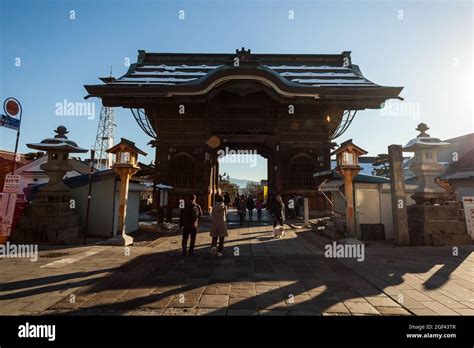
1;0;472;181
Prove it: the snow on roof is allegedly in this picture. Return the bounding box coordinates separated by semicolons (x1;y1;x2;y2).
403;136;450;152
110;59;377;88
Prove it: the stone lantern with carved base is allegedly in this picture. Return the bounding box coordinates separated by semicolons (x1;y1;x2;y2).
13;126;88;243
403;123;471;246
106;138;147;246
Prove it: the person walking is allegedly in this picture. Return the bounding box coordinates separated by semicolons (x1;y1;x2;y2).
179;194;203;257
210;195;228;257
246;196;255;219
237;196;246;225
256;199;263;220
223;192;231;207
271;194;285;228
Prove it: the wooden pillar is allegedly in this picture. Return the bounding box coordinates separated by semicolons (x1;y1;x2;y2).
152;140;165;224
388;145;409;245
209;149;219;209
339;168;359;239
204;151;213;213
166;190;172;222
117;173;130;234
267;152;274;194
304;198;309;227
275;143;281;193
215;159;220;196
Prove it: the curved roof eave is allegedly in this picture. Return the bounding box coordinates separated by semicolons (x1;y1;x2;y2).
84;52;404;103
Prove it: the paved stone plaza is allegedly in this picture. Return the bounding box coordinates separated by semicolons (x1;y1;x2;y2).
0;211;472;316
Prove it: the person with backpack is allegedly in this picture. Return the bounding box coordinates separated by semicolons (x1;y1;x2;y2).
179;194;203;257
210;194;228;257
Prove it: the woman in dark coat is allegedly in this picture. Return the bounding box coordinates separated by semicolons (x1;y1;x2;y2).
271;194;285;228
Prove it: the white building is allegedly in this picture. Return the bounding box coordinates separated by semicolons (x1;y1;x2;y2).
318;171;417;241
13;156;92;199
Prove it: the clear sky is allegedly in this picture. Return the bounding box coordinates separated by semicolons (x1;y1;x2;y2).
1;0;472;181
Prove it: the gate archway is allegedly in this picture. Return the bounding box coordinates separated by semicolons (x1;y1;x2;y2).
85;48;403;212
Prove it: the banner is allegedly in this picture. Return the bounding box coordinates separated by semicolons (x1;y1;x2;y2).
0;175;20;236
462;196;474;238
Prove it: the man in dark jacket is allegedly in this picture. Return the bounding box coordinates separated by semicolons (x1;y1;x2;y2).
246;196;255;219
271;194;285;228
223;192;231;207
179;194;203;257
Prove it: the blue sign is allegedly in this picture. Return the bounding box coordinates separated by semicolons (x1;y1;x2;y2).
0;113;21;131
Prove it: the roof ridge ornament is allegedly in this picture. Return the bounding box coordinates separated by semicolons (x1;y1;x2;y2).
229;47;261;67
236;47;251;56
341;51;352;68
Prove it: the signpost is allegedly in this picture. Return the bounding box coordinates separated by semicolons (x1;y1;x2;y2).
0;98;23;174
462;196;474;239
0;97;22;242
0;174;20;239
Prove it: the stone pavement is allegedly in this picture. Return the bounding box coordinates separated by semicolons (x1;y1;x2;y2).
0;214;472;316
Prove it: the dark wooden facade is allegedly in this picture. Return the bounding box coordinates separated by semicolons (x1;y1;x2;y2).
85;48;403;212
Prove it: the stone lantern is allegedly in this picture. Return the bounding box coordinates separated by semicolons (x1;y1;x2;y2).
14;125;88;243
402;123;450;204
332;139;368;239
403;123;471;246
106;138;147;246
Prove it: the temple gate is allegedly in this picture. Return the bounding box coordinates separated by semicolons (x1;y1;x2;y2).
85;48;402;212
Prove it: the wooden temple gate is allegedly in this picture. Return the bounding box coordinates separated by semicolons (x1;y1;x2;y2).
85;48;402;213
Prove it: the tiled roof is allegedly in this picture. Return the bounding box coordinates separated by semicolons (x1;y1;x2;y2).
112;53;376;88
84;48;403;106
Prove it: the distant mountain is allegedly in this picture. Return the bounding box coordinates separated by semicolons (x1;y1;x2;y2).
229;177;255;188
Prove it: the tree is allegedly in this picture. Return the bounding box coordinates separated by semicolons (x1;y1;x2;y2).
242;181;263;198
24;152;45;161
219;179;239;200
372;153;390;177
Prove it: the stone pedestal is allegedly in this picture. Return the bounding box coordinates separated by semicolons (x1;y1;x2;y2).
105;233;133;246
13;201;80;244
408;202;471;246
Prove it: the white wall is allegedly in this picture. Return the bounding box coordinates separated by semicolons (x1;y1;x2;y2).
380;192;394;239
70;176;116;238
333;182;418;240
